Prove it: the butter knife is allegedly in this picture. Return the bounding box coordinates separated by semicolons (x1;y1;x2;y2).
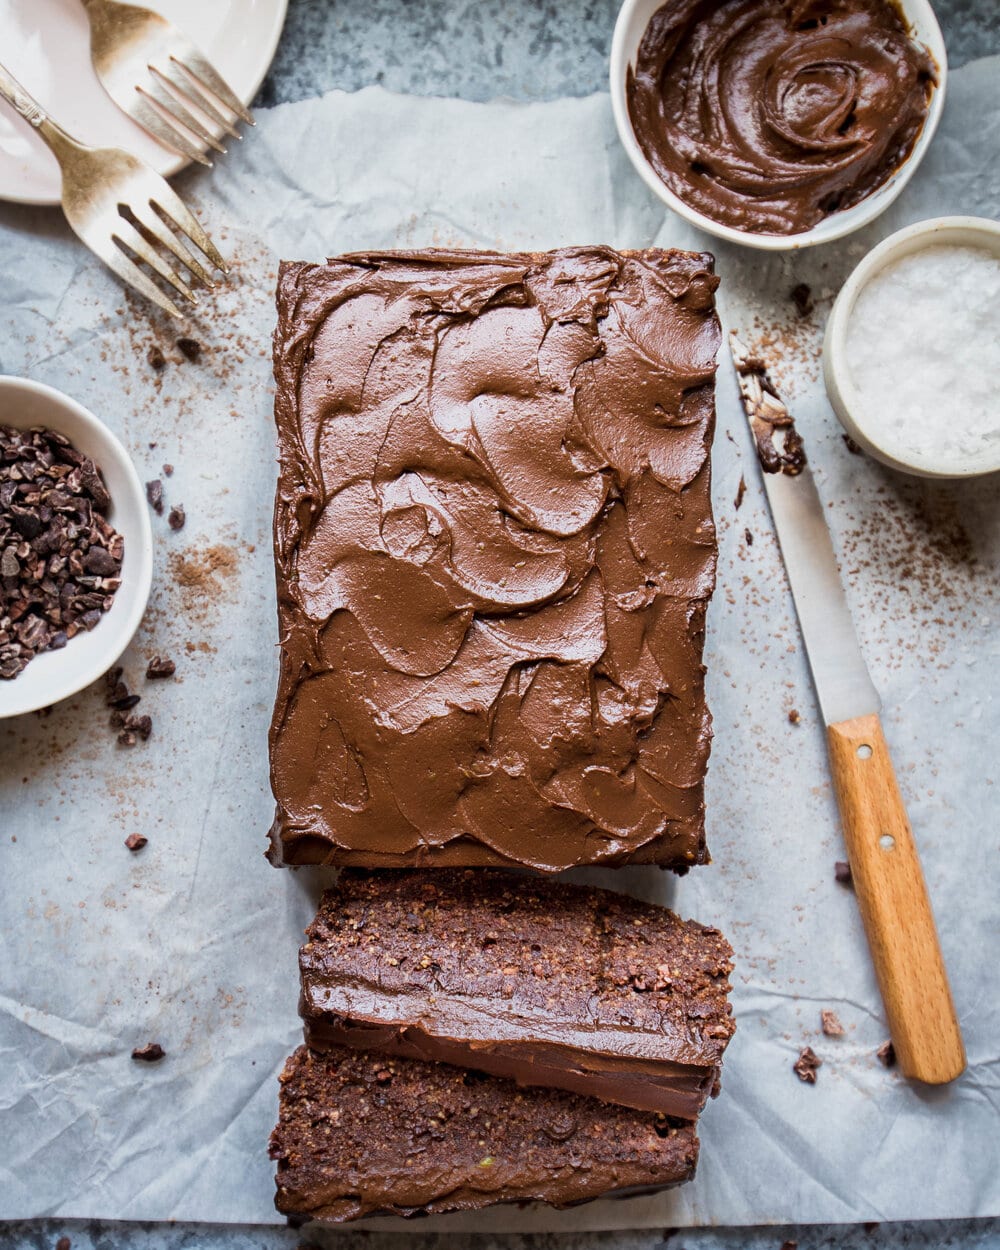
729;331;965;1086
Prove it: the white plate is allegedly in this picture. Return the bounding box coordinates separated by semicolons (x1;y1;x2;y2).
0;0;288;206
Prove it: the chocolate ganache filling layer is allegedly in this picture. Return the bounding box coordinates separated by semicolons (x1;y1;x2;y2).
626;0;936;236
270;247;719;872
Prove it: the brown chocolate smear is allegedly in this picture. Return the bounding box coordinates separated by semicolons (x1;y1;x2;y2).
626;0;936;236
269;248;720;872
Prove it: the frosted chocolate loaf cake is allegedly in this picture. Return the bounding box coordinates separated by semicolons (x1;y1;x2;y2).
270;1044;700;1222
269;246;720;870
299;870;735;1119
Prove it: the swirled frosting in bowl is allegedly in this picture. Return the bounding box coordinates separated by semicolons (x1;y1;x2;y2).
269;247;720;872
626;0;936;236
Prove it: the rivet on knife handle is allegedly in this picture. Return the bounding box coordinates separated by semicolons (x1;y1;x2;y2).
827;712;966;1084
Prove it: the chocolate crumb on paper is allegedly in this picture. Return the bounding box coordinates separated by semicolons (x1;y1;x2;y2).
877;1040;896;1068
145;478;164;515
790;283;814;317
821;1009;845;1037
125;833;147;851
744;528;754;546
734;475;746;510
793;1046;821;1083
146;345;167;372
842;434;863;455
146;655;176;679
780;1241;799;1250
176;336;202;363
788;708;801;725
132;1042;165;1062
168;504;186;531
162;463;174;476
834;860;853;886
55;1238;71;1250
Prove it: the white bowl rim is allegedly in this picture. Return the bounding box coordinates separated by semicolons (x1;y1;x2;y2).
609;0;948;251
0;376;153;717
822;214;1000;479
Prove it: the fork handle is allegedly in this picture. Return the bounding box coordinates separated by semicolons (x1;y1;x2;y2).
0;62;84;164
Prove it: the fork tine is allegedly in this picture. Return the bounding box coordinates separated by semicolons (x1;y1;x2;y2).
130;201;216;290
177;50;254;126
131;93;212;167
112;219;198;307
150;185;228;274
89;237;184;320
157;60;240;141
142;78;227;155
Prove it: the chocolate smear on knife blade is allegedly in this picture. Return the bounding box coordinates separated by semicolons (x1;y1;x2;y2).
730;332;807;476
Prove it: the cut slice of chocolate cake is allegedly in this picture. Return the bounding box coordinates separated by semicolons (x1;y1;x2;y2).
270;1044;699;1222
299;870;735;1119
269;246;720;871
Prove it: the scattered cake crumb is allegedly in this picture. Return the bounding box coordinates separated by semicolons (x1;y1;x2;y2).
125;833;147;852
146;655;176;679
788;709;801;725
132;1042;165;1062
176;337;202;363
793;1046;821;1083
790;283;813;317
821;1009;845;1037
145;479;164;515
834;860;853;886
877;1041;896;1068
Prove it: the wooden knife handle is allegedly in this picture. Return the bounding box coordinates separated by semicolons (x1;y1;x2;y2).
827;712;965;1084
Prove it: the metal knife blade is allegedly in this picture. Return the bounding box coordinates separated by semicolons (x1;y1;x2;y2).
729;331;879;727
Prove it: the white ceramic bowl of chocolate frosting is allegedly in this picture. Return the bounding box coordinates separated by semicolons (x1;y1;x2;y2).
610;0;947;250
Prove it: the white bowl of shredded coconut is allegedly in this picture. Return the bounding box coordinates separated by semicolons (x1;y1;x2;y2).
824;216;1000;477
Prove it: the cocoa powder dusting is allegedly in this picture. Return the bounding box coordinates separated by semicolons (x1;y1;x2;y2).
168;544;239;621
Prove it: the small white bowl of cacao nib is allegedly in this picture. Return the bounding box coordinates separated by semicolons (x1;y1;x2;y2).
0;377;152;718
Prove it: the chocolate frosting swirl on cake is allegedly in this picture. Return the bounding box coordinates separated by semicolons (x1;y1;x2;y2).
626;0;936;236
270;247;719;871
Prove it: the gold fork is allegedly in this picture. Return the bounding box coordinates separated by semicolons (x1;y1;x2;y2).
0;63;225;319
81;0;254;168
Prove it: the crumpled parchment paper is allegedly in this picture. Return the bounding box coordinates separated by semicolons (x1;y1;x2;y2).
0;55;998;1230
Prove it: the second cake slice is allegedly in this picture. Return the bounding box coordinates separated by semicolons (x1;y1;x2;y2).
299;870;735;1119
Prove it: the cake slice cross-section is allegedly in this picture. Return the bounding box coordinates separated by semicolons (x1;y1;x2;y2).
269;245;720;871
299;870;735;1119
270;1043;700;1222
